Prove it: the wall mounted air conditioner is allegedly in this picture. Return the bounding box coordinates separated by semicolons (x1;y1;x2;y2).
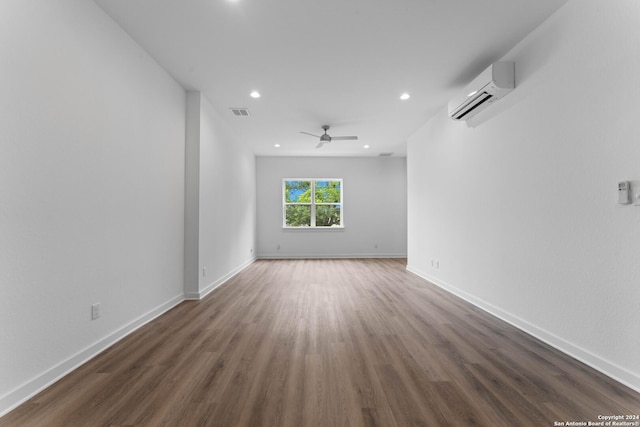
448;62;514;121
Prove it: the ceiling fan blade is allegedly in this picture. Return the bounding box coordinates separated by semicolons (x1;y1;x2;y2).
316;141;325;149
330;136;358;141
300;131;321;138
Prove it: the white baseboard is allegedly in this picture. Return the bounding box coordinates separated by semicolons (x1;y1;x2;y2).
406;265;640;394
0;294;184;418
258;253;407;260
1;258;259;416
184;257;257;300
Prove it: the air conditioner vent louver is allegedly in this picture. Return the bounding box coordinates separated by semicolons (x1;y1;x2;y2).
229;108;250;117
378;152;394;157
450;92;493;120
448;62;514;121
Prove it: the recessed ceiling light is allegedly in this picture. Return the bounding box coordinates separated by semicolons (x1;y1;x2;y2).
400;93;411;100
250;91;261;98
274;144;280;148
363;144;370;149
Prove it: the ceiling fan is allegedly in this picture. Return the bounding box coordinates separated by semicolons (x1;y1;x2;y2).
300;125;358;148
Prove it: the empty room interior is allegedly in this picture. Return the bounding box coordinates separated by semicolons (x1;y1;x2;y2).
2;0;640;425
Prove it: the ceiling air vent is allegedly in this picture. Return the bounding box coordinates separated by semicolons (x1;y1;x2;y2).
229;107;250;117
378;152;394;157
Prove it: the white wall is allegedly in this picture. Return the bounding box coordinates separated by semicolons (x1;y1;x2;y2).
407;0;640;391
257;157;407;258
0;0;186;415
188;93;257;299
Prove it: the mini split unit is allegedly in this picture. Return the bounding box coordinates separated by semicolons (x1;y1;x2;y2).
448;62;515;121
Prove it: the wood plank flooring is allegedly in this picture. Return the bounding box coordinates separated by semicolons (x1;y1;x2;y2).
2;258;639;426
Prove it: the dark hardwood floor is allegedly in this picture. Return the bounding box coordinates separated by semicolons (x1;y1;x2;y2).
2;259;639;426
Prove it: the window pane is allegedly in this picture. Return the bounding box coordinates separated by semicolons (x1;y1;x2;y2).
315;205;341;227
285;181;311;203
315;180;341;203
285;205;311;227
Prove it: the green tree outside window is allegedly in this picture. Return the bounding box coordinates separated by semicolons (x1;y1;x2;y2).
283;179;342;227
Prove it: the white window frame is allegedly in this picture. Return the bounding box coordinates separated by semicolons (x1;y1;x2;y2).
282;178;344;228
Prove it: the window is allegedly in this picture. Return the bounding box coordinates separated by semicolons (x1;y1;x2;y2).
283;179;343;228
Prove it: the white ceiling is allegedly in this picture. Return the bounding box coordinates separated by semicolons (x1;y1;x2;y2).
94;0;568;157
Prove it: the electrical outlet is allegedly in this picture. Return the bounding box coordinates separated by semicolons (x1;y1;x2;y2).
203;266;207;277
91;303;101;320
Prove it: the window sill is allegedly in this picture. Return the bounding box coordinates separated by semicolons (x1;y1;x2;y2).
282;226;345;231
